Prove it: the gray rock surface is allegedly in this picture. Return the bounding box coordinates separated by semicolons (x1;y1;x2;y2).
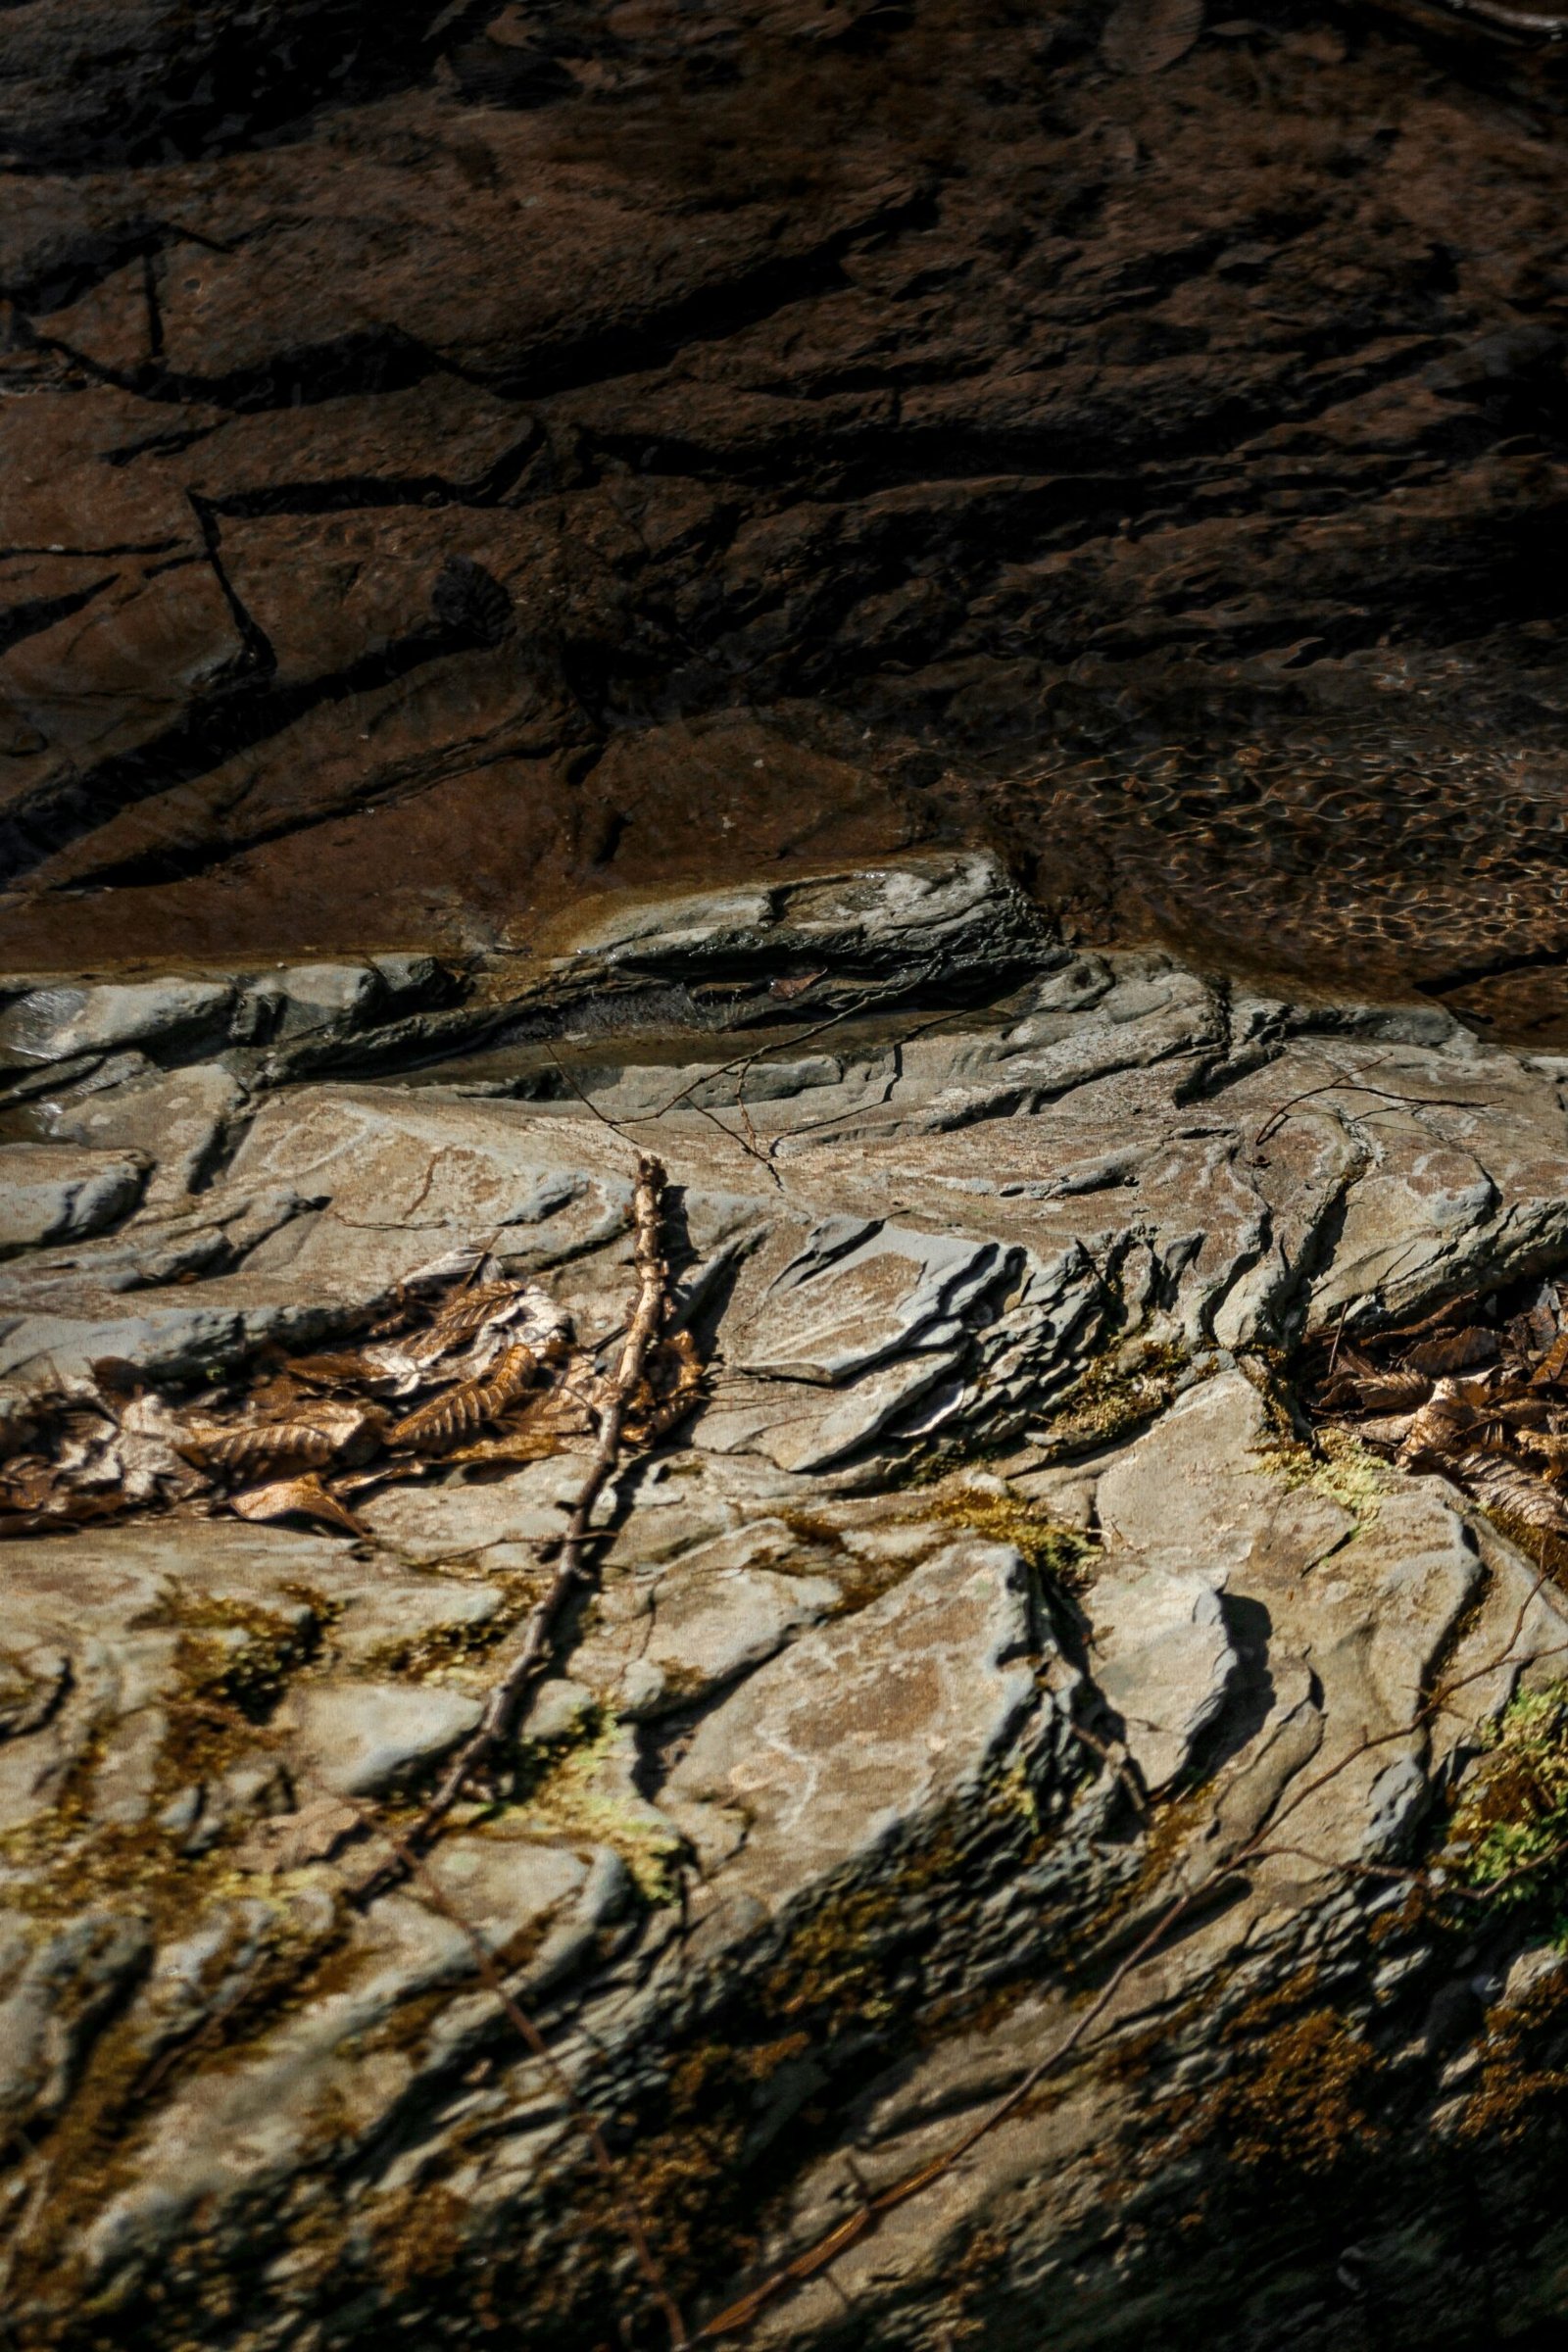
284;1681;485;1798
4;854;1568;2352
662;1538;1044;1898
0;977;233;1065
0;1142;144;1252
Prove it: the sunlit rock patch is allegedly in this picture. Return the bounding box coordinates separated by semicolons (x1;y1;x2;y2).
4;856;1568;2348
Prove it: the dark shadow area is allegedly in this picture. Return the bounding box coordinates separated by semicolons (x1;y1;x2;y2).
8;2;1568;1016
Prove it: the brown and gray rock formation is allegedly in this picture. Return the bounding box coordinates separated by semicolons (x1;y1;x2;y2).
8;3;1568;1036
4;854;1568;2350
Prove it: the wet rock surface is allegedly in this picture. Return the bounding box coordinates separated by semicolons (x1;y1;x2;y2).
5;853;1568;2349
9;5;1568;1032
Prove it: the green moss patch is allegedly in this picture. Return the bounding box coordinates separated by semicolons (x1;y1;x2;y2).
1251;1424;1400;1528
1444;1681;1568;1928
1030;1342;1188;1462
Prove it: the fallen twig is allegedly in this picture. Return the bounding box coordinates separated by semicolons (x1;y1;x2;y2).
361;1154;673;1887
1251;1059;1492;1152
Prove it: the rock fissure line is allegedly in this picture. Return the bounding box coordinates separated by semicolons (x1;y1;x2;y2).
7;859;1568;2347
692;1577;1568;2341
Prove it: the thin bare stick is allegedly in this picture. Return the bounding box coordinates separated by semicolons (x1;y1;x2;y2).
1251;1059;1493;1151
630;997;879;1124
545;1046;641;1151
364;1813;690;2350
683;1099;785;1190
357;1155;671;1890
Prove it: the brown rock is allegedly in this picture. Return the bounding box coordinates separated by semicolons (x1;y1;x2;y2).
2;4;1568;1004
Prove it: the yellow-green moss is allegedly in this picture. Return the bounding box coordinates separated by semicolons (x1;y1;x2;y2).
1030;1342;1188;1462
931;1486;1099;1589
508;1710;682;1903
1443;1681;1568;1926
1251;1425;1399;1527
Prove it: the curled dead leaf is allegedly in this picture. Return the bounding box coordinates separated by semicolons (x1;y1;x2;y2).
286;1349;384;1391
1459;1450;1568;1534
0;1493;125;1538
403;1281;539;1364
228;1476;370;1538
1398;1394;1490;1470
178;1401;388;1480
437;1429;565;1469
1322;1365;1431;1413
1515;1429;1568;1479
367;1280;570;1394
183;1420;334;1476
1349;1412;1418;1449
1510;1287;1562;1358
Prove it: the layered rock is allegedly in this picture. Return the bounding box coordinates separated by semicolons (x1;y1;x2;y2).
3;853;1568;2348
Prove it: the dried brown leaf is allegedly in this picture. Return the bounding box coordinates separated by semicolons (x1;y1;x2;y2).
1493;1395;1553;1432
438;1429;564;1468
1457;1450;1568;1534
105;1394;205;1504
1323;1366;1432;1413
1531;1329;1568;1390
368;1281;569;1396
402;1281;525;1364
1402;1327;1498;1378
1510;1290;1562;1359
0;1492;124;1538
1384;1294;1477;1344
1511;1429;1568;1478
1398;1396;1490;1469
228;1476;370;1538
286;1350;385;1390
1349;1412;1418;1449
388;1343;541;1456
182;1420;336;1476
512;1375;599;1444
1101;0;1203;74
179;1401;387;1480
